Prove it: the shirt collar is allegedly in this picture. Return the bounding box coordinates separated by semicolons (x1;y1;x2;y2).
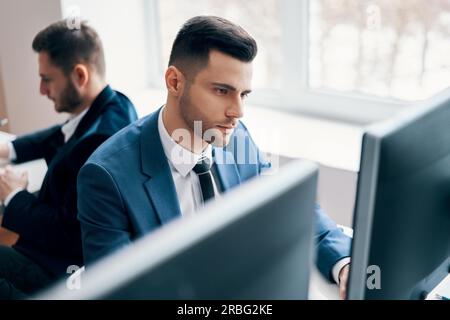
158;107;212;177
61;107;89;143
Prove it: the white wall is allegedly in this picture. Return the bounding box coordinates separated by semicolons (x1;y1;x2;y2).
0;64;10;132
60;0;157;96
0;0;66;135
317;164;357;227
279;155;357;228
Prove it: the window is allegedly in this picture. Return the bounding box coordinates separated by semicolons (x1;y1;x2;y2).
310;0;450;101
61;0;450;123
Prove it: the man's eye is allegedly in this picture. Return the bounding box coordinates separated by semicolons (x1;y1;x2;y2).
215;88;228;95
241;92;249;99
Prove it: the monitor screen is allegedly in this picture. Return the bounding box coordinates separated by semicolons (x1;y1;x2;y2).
348;89;450;299
36;159;319;300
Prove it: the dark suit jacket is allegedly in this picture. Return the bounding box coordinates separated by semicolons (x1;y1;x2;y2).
78;107;352;281
1;85;138;277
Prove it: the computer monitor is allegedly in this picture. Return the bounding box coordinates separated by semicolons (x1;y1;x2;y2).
36;159;319;299
348;89;450;300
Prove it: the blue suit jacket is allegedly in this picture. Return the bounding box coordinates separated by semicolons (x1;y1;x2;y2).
78;108;351;280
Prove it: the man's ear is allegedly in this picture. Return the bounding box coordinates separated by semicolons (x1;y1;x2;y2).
165;66;185;97
72;64;89;88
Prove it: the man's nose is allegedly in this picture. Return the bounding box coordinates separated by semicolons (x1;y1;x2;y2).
226;96;244;119
39;81;48;96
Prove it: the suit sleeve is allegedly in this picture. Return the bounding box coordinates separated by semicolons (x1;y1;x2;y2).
313;204;352;281
77;162;132;265
1;189;80;255
11;125;62;163
1;134;111;255
255;144;352;282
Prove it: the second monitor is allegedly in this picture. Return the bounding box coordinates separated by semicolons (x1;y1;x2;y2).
348;89;450;300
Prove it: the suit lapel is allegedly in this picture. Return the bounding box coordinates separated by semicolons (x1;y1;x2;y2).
70;85;115;142
138;109;243;223
140;109;182;225
40;86;115;199
213;147;241;191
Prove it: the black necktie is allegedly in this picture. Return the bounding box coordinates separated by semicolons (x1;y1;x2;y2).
193;157;215;203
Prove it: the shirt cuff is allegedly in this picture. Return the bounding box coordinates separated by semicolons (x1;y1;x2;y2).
4;187;24;207
7;141;17;161
332;257;351;284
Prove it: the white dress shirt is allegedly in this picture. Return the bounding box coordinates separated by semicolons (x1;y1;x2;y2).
60;107;89;143
158;107;220;217
332;257;351;285
4;108;89;206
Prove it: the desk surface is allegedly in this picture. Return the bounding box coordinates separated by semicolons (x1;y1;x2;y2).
427;274;450;300
309;265;340;299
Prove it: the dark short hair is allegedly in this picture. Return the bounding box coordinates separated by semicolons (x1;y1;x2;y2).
168;16;257;78
32;20;105;77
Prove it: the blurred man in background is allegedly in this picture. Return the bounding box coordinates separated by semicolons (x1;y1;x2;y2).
0;20;138;299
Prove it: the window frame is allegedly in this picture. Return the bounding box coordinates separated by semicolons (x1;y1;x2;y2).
148;0;410;125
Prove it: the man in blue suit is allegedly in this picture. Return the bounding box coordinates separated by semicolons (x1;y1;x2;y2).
78;16;351;299
0;20;137;299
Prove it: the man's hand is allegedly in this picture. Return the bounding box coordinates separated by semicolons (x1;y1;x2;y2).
0;142;10;159
0;166;28;201
338;263;350;300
